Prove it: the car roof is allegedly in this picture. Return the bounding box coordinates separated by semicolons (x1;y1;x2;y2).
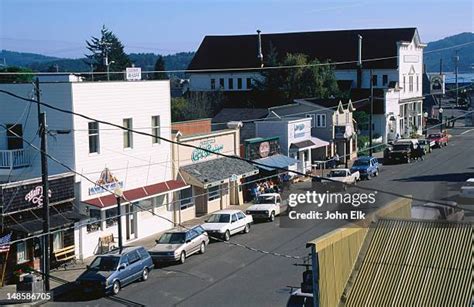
212;209;242;214
104;246;144;256
356;156;374;161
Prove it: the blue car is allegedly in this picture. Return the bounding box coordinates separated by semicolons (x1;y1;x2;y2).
350;156;379;180
76;246;154;295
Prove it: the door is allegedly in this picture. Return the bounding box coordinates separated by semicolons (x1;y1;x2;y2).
126;251;143;282
186;229;200;254
229;214;240;234
118;255;132;285
126;204;137;240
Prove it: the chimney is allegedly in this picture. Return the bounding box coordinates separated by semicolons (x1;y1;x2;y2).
357;34;363;88
257;29;264;67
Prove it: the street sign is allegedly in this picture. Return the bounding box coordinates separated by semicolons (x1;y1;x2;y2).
126;67;142;81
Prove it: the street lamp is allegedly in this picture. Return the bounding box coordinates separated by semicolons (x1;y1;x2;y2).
423;112;428;136
114;186;123;250
439;108;444;132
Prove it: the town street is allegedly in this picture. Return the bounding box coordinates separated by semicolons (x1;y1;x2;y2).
49;127;474;307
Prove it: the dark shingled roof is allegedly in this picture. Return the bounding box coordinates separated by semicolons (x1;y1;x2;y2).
188;28;417;71
350;88;386;114
212;108;268;123
180;157;259;187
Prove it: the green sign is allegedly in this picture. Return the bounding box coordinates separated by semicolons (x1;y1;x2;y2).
191;139;224;162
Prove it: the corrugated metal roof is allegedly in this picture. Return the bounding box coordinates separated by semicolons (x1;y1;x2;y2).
345;219;473;307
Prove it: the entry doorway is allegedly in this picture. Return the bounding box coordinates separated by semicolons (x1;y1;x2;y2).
126;203;137;240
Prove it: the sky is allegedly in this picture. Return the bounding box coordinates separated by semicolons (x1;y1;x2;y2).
0;0;472;58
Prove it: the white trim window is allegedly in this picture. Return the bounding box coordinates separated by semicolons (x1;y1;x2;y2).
409;75;414;92
151;115;161;144
208;185;220;201
88;122;100;154
16;241;27;263
316;114;326;128
180;187;194;209
123;118;133;149
306;114;316;128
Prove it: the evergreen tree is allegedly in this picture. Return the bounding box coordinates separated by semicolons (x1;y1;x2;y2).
85;25;131;80
153;56;168;80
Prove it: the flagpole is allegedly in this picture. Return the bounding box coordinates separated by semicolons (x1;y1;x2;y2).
1;250;9;287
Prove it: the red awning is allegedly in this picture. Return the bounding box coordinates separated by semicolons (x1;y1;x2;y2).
83;180;188;209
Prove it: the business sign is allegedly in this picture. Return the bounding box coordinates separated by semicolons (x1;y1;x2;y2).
191;139;224;162
430;74;445;95
294;123;307;138
126;67;142;81
24;186;52;208
88;168;124;196
244;137;280;160
0;174;75;214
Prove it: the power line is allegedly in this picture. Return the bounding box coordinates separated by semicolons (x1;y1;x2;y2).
1;40;473;76
1;89;472;213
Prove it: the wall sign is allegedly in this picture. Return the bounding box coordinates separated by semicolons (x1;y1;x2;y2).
0;174;75;214
88;168;124;196
24;186;52;208
294;123;306;138
244;137;280;160
430;74;445;95
191;139;224;162
126;67;142;81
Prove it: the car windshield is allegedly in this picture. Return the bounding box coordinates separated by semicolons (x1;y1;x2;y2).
353;160;369;166
207;214;230;223
256;195;276;204
393;144;410;150
331;170;347;177
158;232;186;244
429;134;440;138
89;256;120;271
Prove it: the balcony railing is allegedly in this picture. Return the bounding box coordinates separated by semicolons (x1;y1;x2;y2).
0;149;30;170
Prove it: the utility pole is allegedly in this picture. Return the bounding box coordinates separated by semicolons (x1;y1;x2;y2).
454;50;459;107
369;69;374;156
40;112;50;291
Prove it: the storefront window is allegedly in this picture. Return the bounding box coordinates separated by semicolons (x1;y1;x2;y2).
154;194;167;210
106;207;119;228
208;185;220;201
17;241;28;263
53;232;64;251
88;209;102;233
180;188;194;210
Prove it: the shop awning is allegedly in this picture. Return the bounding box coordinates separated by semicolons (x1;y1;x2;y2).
180;157;259;189
9;211;87;235
311;137;330;148
84;180;188;209
254;154;299;171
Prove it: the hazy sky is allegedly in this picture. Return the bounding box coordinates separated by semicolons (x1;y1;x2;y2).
0;0;472;58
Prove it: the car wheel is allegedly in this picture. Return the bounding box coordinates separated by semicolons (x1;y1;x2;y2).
141;268;149;281
200;242;206;254
243;223;250;233
112;280;120;295
179;251;186;264
367;174;371;180
374;169;379;177
269;211;275;222
224;230;230;241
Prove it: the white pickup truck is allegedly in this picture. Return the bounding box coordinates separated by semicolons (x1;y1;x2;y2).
245;193;282;222
318;168;360;191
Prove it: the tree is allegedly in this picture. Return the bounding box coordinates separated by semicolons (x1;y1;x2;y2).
85;25;131;80
0;66;34;83
153;56;168;80
253;52;340;106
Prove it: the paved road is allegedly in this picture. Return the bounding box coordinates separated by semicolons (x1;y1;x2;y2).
48;127;474;307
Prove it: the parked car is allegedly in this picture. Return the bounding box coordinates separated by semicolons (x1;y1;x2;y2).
427;132;448;147
385;140;418;163
417;138;435;154
246;193;282;221
201;210;253;241
314;168;360;191
148;226;209;264
76;246;153;295
350;156;379;180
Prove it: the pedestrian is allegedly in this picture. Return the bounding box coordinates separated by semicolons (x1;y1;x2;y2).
334;153;340;167
416;144;425;161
